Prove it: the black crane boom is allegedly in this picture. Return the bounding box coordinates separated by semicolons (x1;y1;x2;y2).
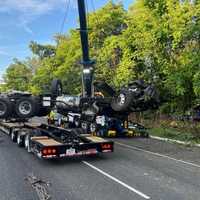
77;0;94;98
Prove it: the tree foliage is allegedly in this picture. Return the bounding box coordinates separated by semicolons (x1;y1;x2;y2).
2;0;200;114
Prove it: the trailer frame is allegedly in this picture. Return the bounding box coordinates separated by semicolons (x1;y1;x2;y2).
0;120;114;159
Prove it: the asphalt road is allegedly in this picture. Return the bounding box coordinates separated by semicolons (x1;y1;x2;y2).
0;131;200;200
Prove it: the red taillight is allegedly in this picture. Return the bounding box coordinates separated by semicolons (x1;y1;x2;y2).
52;149;56;154
42;148;57;155
47;149;52;154
101;144;112;150
42;149;47;155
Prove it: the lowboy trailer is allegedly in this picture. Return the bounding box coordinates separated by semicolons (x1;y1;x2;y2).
0;121;113;159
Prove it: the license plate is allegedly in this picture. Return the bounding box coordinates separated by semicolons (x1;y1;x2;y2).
66;148;76;156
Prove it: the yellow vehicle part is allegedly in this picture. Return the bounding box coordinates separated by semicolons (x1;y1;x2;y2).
107;130;117;137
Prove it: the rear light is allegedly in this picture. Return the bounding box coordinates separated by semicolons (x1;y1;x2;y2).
47;149;52;154
101;144;113;153
52;149;56;154
101;144;112;150
42;148;57;156
42;149;48;155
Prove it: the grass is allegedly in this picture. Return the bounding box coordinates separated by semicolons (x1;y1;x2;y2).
149;127;200;144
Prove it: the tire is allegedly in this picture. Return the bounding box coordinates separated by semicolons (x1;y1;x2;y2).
17;133;24;147
0;98;12;118
94;81;116;96
25;134;32;152
89;123;97;133
37;107;51;117
111;89;133;112
15;97;37;118
81;122;89;132
74;116;80;127
11;130;17;143
51;79;62;97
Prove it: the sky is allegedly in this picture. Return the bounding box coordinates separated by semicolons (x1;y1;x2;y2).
0;0;134;77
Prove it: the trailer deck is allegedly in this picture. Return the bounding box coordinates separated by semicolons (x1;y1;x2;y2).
0;121;114;159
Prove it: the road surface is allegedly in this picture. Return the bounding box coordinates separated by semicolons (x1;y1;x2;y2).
0;130;200;200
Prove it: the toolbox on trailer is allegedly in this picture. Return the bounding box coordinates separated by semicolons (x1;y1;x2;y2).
0;121;114;159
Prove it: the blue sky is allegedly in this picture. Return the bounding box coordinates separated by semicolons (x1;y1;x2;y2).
0;0;134;77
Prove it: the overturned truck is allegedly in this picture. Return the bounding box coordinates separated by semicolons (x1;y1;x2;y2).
0;91;52;119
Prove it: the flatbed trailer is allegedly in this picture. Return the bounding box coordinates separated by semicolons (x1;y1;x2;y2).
0;121;114;159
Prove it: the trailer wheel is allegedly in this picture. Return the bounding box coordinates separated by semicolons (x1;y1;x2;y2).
0;98;12;118
25;134;31;152
11;130;17;143
111;90;133;112
51;79;62;97
17;133;24;147
15;97;36;118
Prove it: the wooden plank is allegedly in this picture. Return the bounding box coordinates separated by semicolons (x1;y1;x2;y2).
0;122;25;128
86;136;107;143
32;137;62;146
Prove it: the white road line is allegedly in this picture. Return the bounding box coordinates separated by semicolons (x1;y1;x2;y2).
116;142;200;169
83;161;151;199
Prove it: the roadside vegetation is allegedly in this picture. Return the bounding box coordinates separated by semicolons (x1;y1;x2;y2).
0;0;200;141
130;112;200;144
149;120;200;144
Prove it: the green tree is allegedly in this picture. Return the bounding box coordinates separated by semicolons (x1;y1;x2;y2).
29;41;56;60
4;59;32;91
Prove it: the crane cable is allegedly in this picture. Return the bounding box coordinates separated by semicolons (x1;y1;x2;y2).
60;0;71;34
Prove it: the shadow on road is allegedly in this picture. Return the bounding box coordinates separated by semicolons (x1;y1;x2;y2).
41;154;109;166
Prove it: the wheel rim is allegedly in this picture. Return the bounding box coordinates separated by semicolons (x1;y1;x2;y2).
81;123;87;130
19;101;32;115
90;123;96;133
0;102;6;116
117;94;126;105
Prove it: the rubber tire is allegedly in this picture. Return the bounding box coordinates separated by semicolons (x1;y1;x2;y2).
74;116;80;127
111;89;133;112
11;130;17;143
51;79;62;97
17;134;24;147
81;122;89;133
94;81;116;96
15;97;37;118
0;98;12;118
37;107;51;117
89;123;97;133
24;134;29;149
24;134;32;153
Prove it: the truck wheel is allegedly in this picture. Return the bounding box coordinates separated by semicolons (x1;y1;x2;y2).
0;98;12;118
111;90;133;112
37;107;51;117
74;116;80;127
11;130;17;143
81;122;89;132
51;79;62;97
15;97;36;118
17;133;24;147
